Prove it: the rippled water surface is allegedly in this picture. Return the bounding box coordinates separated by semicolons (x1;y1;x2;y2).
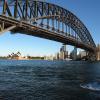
0;60;100;100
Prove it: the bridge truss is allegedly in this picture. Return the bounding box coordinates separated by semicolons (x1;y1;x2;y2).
0;0;96;52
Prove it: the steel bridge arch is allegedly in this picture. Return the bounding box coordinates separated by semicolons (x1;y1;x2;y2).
0;0;96;52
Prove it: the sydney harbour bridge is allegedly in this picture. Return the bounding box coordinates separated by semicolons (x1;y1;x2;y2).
0;0;96;60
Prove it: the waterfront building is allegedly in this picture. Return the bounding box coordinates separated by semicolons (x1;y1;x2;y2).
8;52;28;60
44;55;54;60
49;44;68;60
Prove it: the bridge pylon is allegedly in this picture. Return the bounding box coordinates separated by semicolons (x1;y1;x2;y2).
86;51;96;61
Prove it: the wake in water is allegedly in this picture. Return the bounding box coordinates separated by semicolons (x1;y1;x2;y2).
80;82;100;91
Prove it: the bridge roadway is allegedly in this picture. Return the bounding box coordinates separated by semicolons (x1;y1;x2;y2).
0;15;95;52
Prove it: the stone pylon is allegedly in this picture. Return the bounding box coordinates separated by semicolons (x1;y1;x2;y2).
87;52;96;61
96;44;100;61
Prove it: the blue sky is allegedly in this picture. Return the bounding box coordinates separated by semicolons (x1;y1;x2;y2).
0;0;100;56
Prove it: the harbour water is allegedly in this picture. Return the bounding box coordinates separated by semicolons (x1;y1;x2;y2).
0;60;100;100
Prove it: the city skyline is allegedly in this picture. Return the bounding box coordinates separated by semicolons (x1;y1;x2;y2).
0;0;100;56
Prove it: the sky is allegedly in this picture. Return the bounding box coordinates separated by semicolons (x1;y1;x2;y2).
0;0;100;56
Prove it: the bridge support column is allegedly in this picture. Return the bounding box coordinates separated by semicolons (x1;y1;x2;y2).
86;51;96;61
0;22;4;33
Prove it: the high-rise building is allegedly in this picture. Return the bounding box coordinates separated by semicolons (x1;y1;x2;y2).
55;53;59;60
59;44;68;60
70;47;77;60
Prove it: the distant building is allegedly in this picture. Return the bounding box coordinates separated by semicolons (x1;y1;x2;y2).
70;47;77;60
8;52;28;60
55;53;59;60
59;51;65;60
59;44;68;60
44;55;54;60
96;44;100;60
45;44;68;60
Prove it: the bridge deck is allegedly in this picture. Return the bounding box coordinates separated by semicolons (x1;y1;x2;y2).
0;15;95;52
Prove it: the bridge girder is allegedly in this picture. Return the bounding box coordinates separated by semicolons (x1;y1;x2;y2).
0;0;96;52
